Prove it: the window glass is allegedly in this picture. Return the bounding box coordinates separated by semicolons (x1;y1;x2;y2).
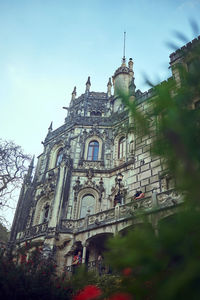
118;137;125;159
43;204;49;222
80;194;95;218
56;148;63;166
87;141;99;161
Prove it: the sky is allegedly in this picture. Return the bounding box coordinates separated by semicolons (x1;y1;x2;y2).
0;0;200;225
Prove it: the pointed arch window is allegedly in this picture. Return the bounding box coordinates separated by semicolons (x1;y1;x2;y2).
56;148;63;167
118;137;126;159
87;141;99;161
80;194;95;218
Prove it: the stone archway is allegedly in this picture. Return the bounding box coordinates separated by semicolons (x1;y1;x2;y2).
85;233;113;273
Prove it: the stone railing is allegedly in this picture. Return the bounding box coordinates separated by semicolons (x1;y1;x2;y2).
156;189;183;207
64;260;110;275
16;222;48;240
60;189;183;233
60;196;153;233
17;189;183;241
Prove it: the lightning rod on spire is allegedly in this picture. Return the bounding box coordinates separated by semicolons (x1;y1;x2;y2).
123;31;126;59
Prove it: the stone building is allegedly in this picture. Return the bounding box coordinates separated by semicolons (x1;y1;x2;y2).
9;36;200;273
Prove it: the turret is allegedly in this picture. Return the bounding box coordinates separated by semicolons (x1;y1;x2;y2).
112;32;135;97
112;57;135;96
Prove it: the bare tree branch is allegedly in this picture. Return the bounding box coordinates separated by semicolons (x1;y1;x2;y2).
0;139;31;224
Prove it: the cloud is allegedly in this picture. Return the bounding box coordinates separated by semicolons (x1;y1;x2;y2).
178;0;200;10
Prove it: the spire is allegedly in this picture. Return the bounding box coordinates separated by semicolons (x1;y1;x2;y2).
71;86;76;101
122;31;126;66
85;76;91;93
48;121;53;133
107;77;112;97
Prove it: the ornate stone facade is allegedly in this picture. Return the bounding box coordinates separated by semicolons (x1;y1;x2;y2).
10;36;200;274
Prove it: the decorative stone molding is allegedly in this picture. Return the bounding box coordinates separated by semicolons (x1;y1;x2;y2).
80;160;104;169
157;190;181;207
37;170;56;200
159;173;175;192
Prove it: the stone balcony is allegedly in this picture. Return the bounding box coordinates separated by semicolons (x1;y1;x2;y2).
16;222;48;241
16;189;183;242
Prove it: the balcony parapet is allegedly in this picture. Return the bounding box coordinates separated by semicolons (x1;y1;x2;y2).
61;189;183;233
16;189;183;241
155;189;183;208
16;222;48;241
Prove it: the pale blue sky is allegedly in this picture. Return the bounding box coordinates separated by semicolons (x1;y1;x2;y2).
1;0;200;158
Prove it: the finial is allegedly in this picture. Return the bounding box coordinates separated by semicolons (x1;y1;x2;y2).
27;155;34;179
107;77;112;86
86;76;91;86
30;155;35;168
48;121;53;133
85;76;91;93
128;58;133;71
71;86;76;100
107;77;112;97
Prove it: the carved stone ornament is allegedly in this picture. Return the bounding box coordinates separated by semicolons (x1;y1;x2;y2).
86;168;94;180
73;174;104;202
96;177;105;201
73;177;82;202
42;244;56;260
157;190;181;207
37;171;56;199
56;239;71;251
80;160;104;170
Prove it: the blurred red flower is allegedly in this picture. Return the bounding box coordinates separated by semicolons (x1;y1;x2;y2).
109;292;132;300
74;285;102;300
122;267;132;277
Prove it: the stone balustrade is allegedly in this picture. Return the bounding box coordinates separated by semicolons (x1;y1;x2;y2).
17;189;183;241
16;222;48;240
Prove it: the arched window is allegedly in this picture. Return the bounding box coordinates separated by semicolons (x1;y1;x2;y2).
118;137;126;159
80;194;95;218
56;148;63;166
87;141;99;161
43;204;49;223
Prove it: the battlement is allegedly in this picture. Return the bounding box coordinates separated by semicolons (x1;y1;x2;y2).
170;35;200;64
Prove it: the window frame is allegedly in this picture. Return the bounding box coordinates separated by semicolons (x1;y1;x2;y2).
56;148;63;167
87;140;99;161
80;193;95;218
118;136;126;159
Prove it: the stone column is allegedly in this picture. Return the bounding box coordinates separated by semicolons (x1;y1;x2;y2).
82;242;88;264
152;190;158;208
